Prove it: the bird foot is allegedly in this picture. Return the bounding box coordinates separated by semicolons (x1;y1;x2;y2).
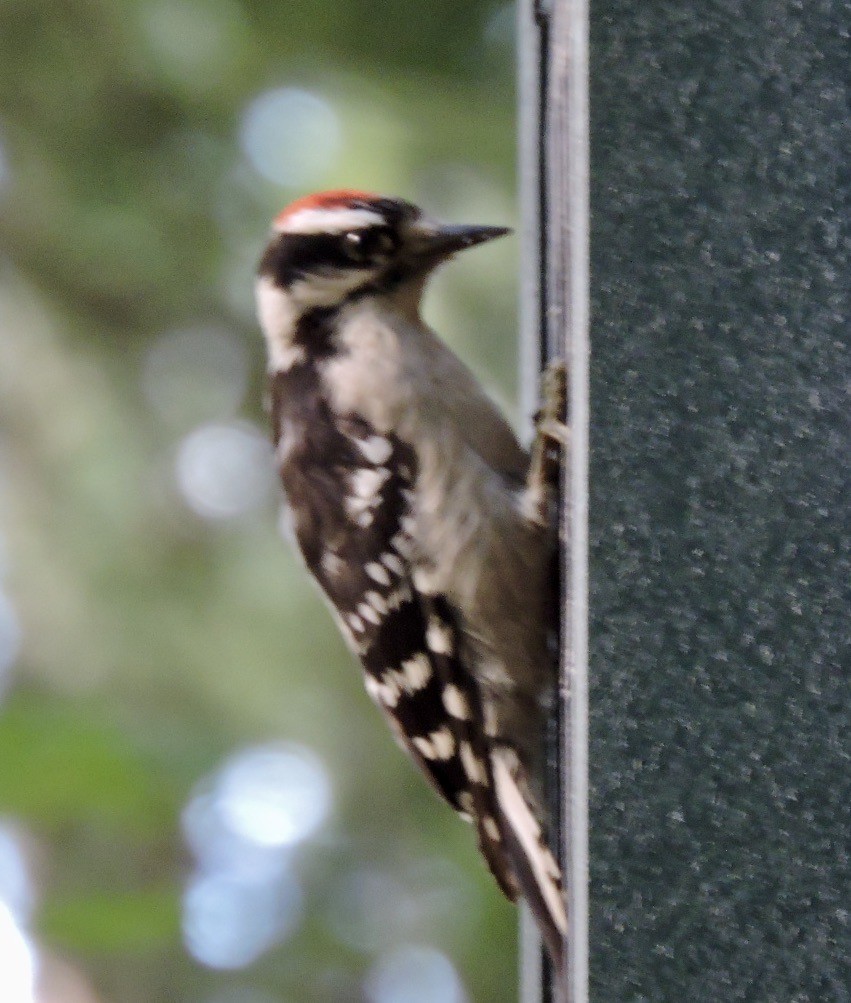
525;360;569;526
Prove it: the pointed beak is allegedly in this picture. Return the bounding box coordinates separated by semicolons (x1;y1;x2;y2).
408;221;512;263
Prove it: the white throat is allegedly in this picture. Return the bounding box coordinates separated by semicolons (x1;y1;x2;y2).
256;271;430;374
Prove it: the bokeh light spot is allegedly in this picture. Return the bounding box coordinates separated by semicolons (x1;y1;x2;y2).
0;592;22;701
365;945;467;1003
183;787;287;881
0;824;34;924
182;869;301;970
217;744;332;849
181;744;331;970
240;88;341;187
175;422;274;520
0;903;36;1003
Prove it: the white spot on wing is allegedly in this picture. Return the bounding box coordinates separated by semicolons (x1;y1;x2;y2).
483;815;501;842
374;656;430;711
364;675;382;703
381;551;405;576
459;742;487;785
400;653;431;691
429;726;455;760
345;468;390;524
412;735;435;759
366;562;391;586
357;435;393;465
371;672;401;708
357;601;381;626
321;551;343;578
350;466;390;502
442;684;470;720
413;728;453;761
365;591;388;616
426;618;453;656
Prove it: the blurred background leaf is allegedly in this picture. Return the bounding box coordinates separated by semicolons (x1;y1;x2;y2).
0;1;519;1000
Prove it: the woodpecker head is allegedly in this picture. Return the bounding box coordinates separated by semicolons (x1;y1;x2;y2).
256;190;509;367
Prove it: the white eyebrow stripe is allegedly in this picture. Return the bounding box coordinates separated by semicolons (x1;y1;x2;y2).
276;207;385;235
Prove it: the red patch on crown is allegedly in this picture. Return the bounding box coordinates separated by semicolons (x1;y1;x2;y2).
274;189;380;228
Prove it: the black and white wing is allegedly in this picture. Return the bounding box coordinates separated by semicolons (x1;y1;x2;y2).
274;387;564;969
275;399;514;893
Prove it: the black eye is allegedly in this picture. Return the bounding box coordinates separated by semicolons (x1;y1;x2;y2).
343;230;366;260
342;228;396;264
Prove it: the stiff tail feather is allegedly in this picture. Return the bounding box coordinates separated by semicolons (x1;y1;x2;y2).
491;746;566;979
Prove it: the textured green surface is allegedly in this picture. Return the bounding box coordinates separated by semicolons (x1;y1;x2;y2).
589;2;850;998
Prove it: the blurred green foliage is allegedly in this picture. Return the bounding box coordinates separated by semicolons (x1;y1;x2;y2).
0;0;520;1000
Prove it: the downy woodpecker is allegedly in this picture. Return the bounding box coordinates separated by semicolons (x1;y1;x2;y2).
256;189;567;971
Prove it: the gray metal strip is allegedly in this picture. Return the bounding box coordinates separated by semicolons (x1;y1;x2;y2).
518;0;590;1001
517;2;549;1000
547;2;590;1000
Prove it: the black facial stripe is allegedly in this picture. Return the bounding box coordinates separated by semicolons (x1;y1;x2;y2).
346;227;398;262
258;226;401;289
259;232;370;286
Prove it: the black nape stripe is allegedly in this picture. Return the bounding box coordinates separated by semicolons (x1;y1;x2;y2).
292;306;337;360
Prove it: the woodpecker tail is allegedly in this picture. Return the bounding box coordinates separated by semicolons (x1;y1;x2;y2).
491;744;566;979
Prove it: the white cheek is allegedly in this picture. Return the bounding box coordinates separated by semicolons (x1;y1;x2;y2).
256;270;387;372
255;276;305;370
289;271;374;308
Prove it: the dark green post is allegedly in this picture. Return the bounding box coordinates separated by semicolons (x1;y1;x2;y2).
522;0;849;1000
589;1;851;999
